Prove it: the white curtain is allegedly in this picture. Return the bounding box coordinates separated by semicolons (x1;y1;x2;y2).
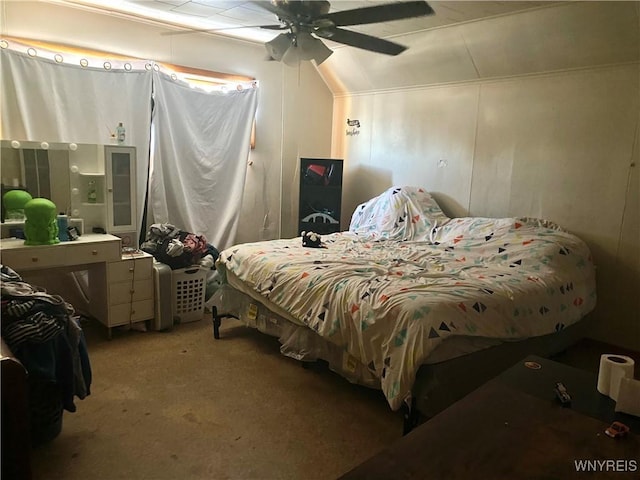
0;48;153;236
149;71;258;250
2;46;258;250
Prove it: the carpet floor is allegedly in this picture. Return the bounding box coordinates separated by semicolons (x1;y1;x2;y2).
29;317;402;480
28;316;639;480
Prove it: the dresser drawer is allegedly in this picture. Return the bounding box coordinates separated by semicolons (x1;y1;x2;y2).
0;246;67;271
109;299;154;326
72;241;121;264
109;279;154;305
108;256;152;283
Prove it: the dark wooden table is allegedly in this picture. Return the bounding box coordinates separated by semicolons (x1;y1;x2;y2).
339;355;639;479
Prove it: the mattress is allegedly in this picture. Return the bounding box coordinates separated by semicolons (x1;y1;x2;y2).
215;187;597;410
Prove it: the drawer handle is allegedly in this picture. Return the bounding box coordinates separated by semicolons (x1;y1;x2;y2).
130;290;135;294
129;268;134;272
92;250;98;255
31;257;39;262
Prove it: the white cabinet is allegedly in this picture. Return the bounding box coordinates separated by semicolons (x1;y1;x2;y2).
106;252;154;326
105;146;136;235
69;145;138;246
88;251;155;337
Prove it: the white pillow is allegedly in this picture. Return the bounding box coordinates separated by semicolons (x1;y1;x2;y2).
349;186;450;241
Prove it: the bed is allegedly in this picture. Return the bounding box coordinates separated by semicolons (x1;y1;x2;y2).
211;186;596;431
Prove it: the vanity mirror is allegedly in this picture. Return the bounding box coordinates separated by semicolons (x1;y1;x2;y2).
1;140;71;220
1;141;137;246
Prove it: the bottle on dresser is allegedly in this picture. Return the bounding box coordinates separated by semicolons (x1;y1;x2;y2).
116;122;126;145
57;213;69;241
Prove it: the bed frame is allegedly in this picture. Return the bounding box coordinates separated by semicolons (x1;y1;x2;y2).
210;294;590;434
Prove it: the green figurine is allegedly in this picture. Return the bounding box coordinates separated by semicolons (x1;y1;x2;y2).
3;189;33;221
24;198;60;245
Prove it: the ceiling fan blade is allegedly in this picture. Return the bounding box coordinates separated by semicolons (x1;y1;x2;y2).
260;25;289;30
322;1;433;27
316;27;407;56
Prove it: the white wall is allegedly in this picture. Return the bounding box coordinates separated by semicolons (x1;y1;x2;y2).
0;0;334;245
331;5;639;350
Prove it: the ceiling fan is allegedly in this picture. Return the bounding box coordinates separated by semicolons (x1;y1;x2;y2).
254;0;435;65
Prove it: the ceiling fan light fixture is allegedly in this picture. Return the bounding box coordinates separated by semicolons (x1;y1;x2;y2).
265;33;292;61
298;33;333;65
282;47;300;66
272;31;333;66
280;31;333;66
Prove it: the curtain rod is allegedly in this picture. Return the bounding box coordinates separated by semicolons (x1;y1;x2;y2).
2;35;255;84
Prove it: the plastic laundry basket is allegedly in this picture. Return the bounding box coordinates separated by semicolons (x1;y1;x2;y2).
172;266;207;323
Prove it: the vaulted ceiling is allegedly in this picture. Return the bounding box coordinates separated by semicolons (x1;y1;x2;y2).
61;1;557;44
318;1;640;94
55;1;640;94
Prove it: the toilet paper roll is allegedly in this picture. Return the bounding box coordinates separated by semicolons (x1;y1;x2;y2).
596;354;635;399
614;377;640;417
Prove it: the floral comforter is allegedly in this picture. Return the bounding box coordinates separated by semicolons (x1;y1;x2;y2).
217;187;596;410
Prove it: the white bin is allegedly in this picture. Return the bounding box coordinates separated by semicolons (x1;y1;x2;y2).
172;266;207;323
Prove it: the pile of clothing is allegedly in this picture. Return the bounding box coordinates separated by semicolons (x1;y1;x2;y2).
1;265;92;443
141;223;219;270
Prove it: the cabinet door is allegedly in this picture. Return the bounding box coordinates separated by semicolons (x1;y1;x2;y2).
105;146;136;233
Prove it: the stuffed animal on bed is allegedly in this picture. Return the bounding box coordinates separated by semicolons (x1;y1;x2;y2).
301;231;323;248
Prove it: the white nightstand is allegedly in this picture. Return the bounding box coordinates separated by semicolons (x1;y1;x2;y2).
92;251;155;338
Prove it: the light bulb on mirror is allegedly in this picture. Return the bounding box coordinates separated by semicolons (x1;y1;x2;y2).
10;140;20;149
70;165;79;174
71;188;79;196
40;142;49;150
69;143;78;151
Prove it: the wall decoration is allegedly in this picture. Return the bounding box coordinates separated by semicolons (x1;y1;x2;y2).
346;118;360;136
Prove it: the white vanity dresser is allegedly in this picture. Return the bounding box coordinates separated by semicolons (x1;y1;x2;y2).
1;140;155;338
0;234;155;338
